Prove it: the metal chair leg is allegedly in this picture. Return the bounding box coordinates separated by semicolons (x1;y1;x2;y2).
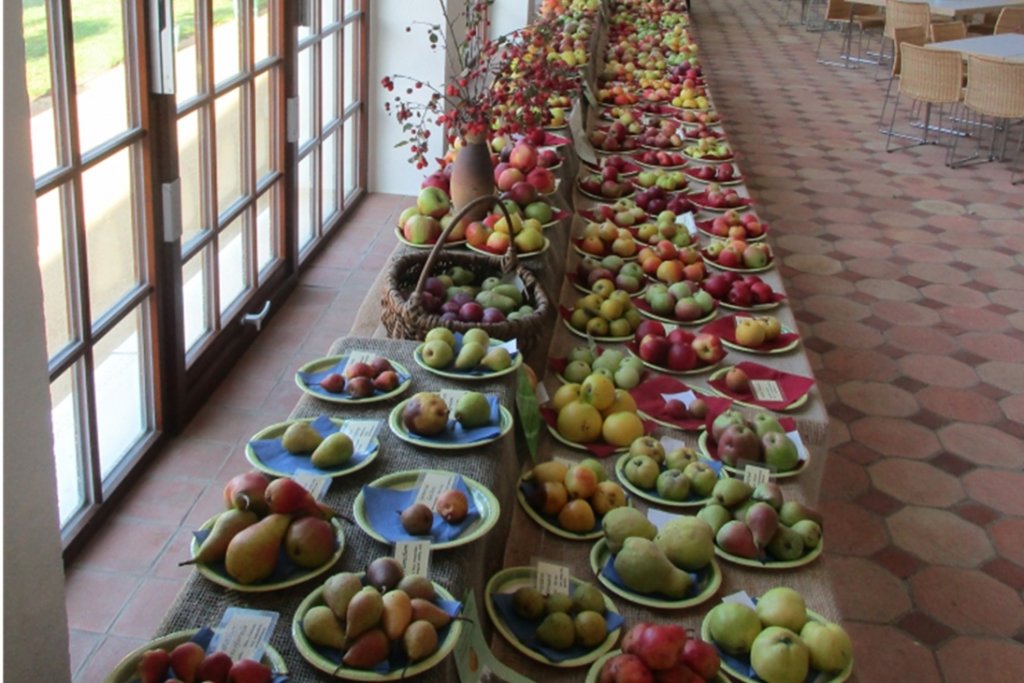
885;92;903;152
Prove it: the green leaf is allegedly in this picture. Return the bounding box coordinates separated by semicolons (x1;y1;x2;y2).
516;365;541;463
394;140;409;148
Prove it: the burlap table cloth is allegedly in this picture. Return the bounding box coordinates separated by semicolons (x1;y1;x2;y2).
157;337;524;682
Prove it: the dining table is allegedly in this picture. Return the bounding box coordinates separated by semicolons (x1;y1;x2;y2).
853;0;1024;18
925;31;1024;59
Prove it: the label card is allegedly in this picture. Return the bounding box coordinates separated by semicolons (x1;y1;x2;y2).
338;419;383;454
743;465;773;487
498;338;519;356
439;389;471;412
533;559;571;596
660;436;687;453
292;471;331;500
499;272;526;292
395;541;432;577
571;106;598;166
413;472;459;507
344;350;378;367
786;429;811;463
733;315;753;327
647;508;681;531
750;379;785;402
660;390;696;407
675;211;698;238
722;591;757;609
209;608;279;663
535;382;550;405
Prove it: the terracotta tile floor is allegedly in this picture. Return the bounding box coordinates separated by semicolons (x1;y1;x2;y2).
62;1;1024;679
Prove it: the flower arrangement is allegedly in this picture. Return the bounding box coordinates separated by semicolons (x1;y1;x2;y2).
381;0;581;169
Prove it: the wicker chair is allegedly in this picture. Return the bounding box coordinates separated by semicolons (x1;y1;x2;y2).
877;0;933;78
879;25;929;125
994;7;1024;34
816;0;885;68
884;43;964;152
929;20;967;42
947;55;1024;183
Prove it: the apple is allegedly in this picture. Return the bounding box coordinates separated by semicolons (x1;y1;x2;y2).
402;214;441;245
623;622;688;671
416;186;450;219
800;621;853;673
635;319;667;342
509;142;539;172
397;206;419;229
691;333;725;364
706;602;762;655
666;342;697;371
717;424;761;466
508;180;539;206
750;627;809;683
420;171;450;194
599;653;654;683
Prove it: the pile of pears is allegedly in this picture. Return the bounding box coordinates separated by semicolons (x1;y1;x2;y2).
549;371;645;446
566;287;645;339
183;471;338;584
280;419;354;469
510;581;610;651
619;436;721;503
560;345;644;391
602;507;716;599
133;639;272;683
301;557;454;670
710;409;803;473
401;390;494;437
522;459;627;534
420;327;514;373
698;479;823;564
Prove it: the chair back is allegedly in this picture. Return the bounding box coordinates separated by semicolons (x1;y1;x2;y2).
898;43;964;103
929;21;967;42
994;7;1024;34
824;0;854;22
892;25;928;76
885;0;933;39
964;55;1024;118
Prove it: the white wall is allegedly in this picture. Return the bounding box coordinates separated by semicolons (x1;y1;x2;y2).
3;2;72;682
488;0;532;39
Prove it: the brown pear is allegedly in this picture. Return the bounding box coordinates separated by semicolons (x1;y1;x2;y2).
410;598;452;628
381;590;413;640
342;628;389;669
403;620;439;662
323;572;363;621
224;513;291;584
346;586;384;639
397;575;436;602
181;508;258;566
302;605;348;649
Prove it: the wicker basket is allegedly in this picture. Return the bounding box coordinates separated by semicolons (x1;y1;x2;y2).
381;194;554;353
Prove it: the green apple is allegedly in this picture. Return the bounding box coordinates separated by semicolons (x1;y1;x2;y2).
593;349;625;372
800;621;853;673
665;446;699;471
656;469;691;501
762;432;800;471
750;626;809;683
706;602;762;654
618;356;644;376
564;360;592;383
420;339;453;369
567;346;595;365
613;365;641;389
624;455;660;490
757;587;808;633
628;436;666;464
752;412;785;438
685;461;719;499
577;457;608;484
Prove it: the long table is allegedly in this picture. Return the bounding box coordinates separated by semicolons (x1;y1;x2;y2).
926;32;1024;58
853;0;1024;18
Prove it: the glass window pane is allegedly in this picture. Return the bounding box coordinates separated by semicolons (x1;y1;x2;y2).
83;148;139;323
344;21;356;109
298;152;315;250
178;111;205;247
72;0;130;152
345;0;357;15
343;116;357;198
218;213;247;314
212;0;242;85
174;0;200;102
182;249;210;354
94;306;148;478
37;186;74;359
322;32;338;126
23;0;61;174
51;367;85;527
254;0;271;64
256;185;278;280
215;87;244;215
322;0;338;26
298;46;314;145
322;130;338;224
254;72;272;181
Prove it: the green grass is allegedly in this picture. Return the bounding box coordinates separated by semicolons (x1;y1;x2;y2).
22;0;269;101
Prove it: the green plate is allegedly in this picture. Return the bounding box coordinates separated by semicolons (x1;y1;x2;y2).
589;538;722;610
245;417;380;479
701;254;775;274
696;430;810;480
585;650;731;683
485;566;622;668
104;629;288;683
700;605;854;683
189;514;345;593
388;399;513;450
561;315;635;344
614;453;726;509
352;469;500;551
412;340;523;381
625;346;723;377
292;576;462;681
295;355;412;405
394;226;467;250
545;421;629;455
720;325;800;356
713;536;824;570
514;476;606;541
465;236;550;260
706;366;811;412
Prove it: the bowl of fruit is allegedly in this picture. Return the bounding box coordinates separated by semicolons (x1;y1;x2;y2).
560;289;645;343
626;321;728;376
687;187;753;213
516;459;629;541
634;148;689;170
615;436;728;508
707;363;816;412
573;221;640;260
541;373;655;456
635;280;718;326
683;138;734;163
697;210;767;240
295;353;411;405
637;243;707;285
686;161;743;186
703;273;784;310
388;390;513;451
700;314;800;355
569;255;648;298
577;168;636;202
413;326;522;380
702;239;774;273
698;407;810;479
585;627;729;683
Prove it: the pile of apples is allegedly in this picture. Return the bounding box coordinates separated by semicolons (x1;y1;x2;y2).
418;271;535;324
641;280;717;323
597;84;640;106
636;119;685;149
492;133;563;169
630;320;726;372
619;438;721;503
691;185;745;210
700;478;822;564
583;198;648;227
589;122;640;153
566;288;644;339
579;166;635;200
599;623;722;683
576;254;647;296
683;137;732;161
707;408;804;472
319;355;401;398
688;161;740;184
187;473;337;584
397;186;458;246
635;185;695;216
634;168;689;192
678;109;720;126
682;124;722;141
521;458;627;533
494;140;558;195
704;238;773;271
576;220;639;259
734;315;785;349
634;148;688;168
703;272;779;308
638;242;706;285
550;372;647;447
300;558;453;670
587;153;640;177
560;346;645;390
635;212;697;248
701;209;765;239
133;641;273;683
704;587;852;682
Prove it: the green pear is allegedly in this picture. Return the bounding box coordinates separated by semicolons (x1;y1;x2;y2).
512;586;545;620
346;586;384;639
602;507;657;554
655;517;715;571
480;347;513;371
492;284;523;306
613;537;692;598
454;341;487;370
766;525;805;562
282;422;323;454
791;519;822;550
537;612;575;650
323;572;363;620
572;583;606;613
454;392;492;428
707;602;762;654
302;605;347;649
424;327;456;349
697;504;732;535
545;593;573;615
311;432;354;468
224;513;291;584
778;501;823;528
462;328;490;348
182;508;258;566
712;478;753;508
420;339;454;369
575;610;608;648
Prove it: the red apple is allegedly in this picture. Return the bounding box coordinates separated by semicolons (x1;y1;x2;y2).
416;186;450;219
527;167;556;194
691;333;725;364
682;638;721;680
635;319;667;342
509;142;538;172
624;623;688;671
638;334;671;366
599;653;654;683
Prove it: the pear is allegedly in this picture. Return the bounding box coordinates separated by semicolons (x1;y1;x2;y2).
381;590;413;640
767;525;805;561
779;501;823;528
655;517;716;571
601;507;657;554
181;508;258;566
513;586;546;619
366;557;405;592
403;620;439;662
545;593;573;615
310;432;353;468
574;610;608;648
791;519;822;550
454;391;493;428
536;612;575;650
525;460;569;485
342;628;389;669
410;598;452;628
224;513;291;584
302;605;347;649
282;421;323;454
715;520;759;559
751;481;784;510
346;586;384;639
462;328;490;347
745;502;780;549
323;572;363;620
697;504;732;535
613;537;692;598
712;478;753;508
707;602;762;654
397;575;436;602
454;341;487;370
480;347;513;371
571;583;606;613
285;516;337;568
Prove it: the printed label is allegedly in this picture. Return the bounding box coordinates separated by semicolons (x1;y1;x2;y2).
413;472;459;507
722;591;758;609
750;379;784;402
660;390;696;406
675;211;698;237
660;436;687;453
292;471;331;500
743;465;773;487
209;608;279;663
338;419;382;454
395;541;432;577
344;350;378;367
534;559;572;596
498;338;519;356
647;508;681;531
535;382;550;405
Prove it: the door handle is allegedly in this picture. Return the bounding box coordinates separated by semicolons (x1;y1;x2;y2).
241;300;272;331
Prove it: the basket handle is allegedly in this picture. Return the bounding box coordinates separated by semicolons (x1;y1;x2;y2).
410;194;520;302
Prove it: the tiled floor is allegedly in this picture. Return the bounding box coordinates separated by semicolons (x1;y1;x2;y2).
62;2;1024;681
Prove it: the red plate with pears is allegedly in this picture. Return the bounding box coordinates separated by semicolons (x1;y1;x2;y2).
625;320;728;376
701;315;801;355
702;240;775;274
703;272;786;312
706;363;815;412
688;189;752;213
685;163;744;187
